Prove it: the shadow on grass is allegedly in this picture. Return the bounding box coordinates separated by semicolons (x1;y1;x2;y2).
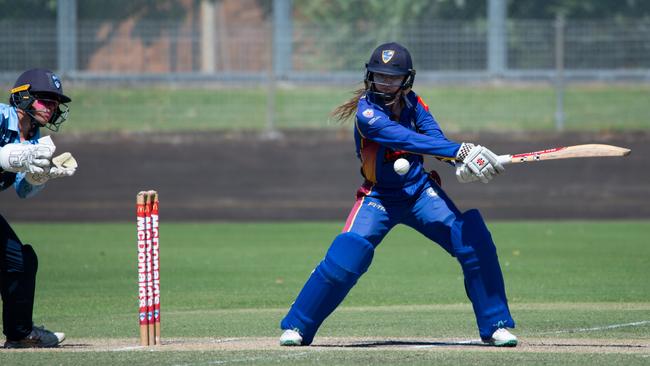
314;339;647;350
314;339;491;348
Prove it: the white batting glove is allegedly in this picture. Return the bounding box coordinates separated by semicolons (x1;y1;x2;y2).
456;143;505;184
455;163;480;183
0;143;54;174
25;152;78;185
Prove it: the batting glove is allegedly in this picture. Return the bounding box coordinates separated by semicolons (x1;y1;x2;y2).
456;143;505;184
455;163;480;183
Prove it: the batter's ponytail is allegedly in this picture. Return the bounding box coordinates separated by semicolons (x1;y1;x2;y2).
331;87;365;123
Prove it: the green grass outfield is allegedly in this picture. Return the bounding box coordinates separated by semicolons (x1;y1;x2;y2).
59;84;650;132
0;221;648;365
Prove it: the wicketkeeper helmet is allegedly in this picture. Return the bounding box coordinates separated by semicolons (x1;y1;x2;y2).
9;68;71;131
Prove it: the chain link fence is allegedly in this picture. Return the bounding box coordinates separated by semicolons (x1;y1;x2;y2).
0;17;648;132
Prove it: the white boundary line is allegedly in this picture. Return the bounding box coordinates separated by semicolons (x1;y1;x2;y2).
110;338;242;352
537;320;650;335
111;346;147;352
406;320;650;349
172;351;314;366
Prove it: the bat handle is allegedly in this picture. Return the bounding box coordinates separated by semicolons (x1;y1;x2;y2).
497;155;512;166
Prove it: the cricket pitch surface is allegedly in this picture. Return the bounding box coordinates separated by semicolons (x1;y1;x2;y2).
5;337;648;355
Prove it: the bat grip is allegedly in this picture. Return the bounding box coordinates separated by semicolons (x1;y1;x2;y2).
497;155;512;166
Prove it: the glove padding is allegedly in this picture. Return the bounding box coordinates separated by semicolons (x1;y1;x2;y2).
455;163;480;183
0;143;54;174
52;152;78;169
455;143;505;184
25;152;77;185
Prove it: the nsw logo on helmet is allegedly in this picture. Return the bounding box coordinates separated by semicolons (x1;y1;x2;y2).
382;50;395;63
51;74;62;90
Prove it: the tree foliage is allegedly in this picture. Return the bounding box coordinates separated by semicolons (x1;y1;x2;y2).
509;0;650;19
0;0;58;19
2;0;648;21
294;0;650;22
0;0;187;20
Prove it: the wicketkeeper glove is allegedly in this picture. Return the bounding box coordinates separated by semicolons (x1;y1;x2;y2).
25;152;78;185
0;143;53;174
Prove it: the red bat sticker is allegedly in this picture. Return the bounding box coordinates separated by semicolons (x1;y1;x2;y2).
511;147;566;159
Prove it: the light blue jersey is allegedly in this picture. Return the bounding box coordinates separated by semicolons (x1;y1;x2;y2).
0;103;44;198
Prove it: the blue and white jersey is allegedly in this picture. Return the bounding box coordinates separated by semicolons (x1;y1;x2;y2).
353;91;461;190
0;103;44;198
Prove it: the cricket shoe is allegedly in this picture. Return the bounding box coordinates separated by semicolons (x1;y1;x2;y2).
279;329;303;346
482;328;517;347
4;325;66;349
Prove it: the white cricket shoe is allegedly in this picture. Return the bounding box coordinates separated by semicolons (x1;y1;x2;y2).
54;332;66;344
483;328;517;347
279;329;303;346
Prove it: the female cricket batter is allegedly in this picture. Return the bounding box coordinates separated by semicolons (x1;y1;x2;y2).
280;42;517;347
0;68;76;348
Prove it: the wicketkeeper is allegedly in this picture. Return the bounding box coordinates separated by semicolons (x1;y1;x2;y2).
0;68;77;348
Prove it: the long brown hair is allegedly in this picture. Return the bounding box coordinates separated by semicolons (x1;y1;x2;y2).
330;87;366;123
331;84;411;123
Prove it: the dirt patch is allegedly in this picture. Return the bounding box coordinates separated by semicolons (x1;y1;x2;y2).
2;337;647;355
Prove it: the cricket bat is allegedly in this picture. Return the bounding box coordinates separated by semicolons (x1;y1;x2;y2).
497;144;631;165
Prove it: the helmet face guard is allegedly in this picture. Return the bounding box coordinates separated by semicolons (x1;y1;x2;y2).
10;87;69;131
364;42;416;106
364;68;416;105
38;99;69;132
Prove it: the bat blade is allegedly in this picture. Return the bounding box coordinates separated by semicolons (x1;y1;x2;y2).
498;144;631;165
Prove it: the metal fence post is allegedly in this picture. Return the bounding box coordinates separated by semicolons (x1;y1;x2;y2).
57;0;77;74
200;0;216;73
263;10;282;140
273;0;292;79
487;0;506;77
554;13;566;131
262;0;291;138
